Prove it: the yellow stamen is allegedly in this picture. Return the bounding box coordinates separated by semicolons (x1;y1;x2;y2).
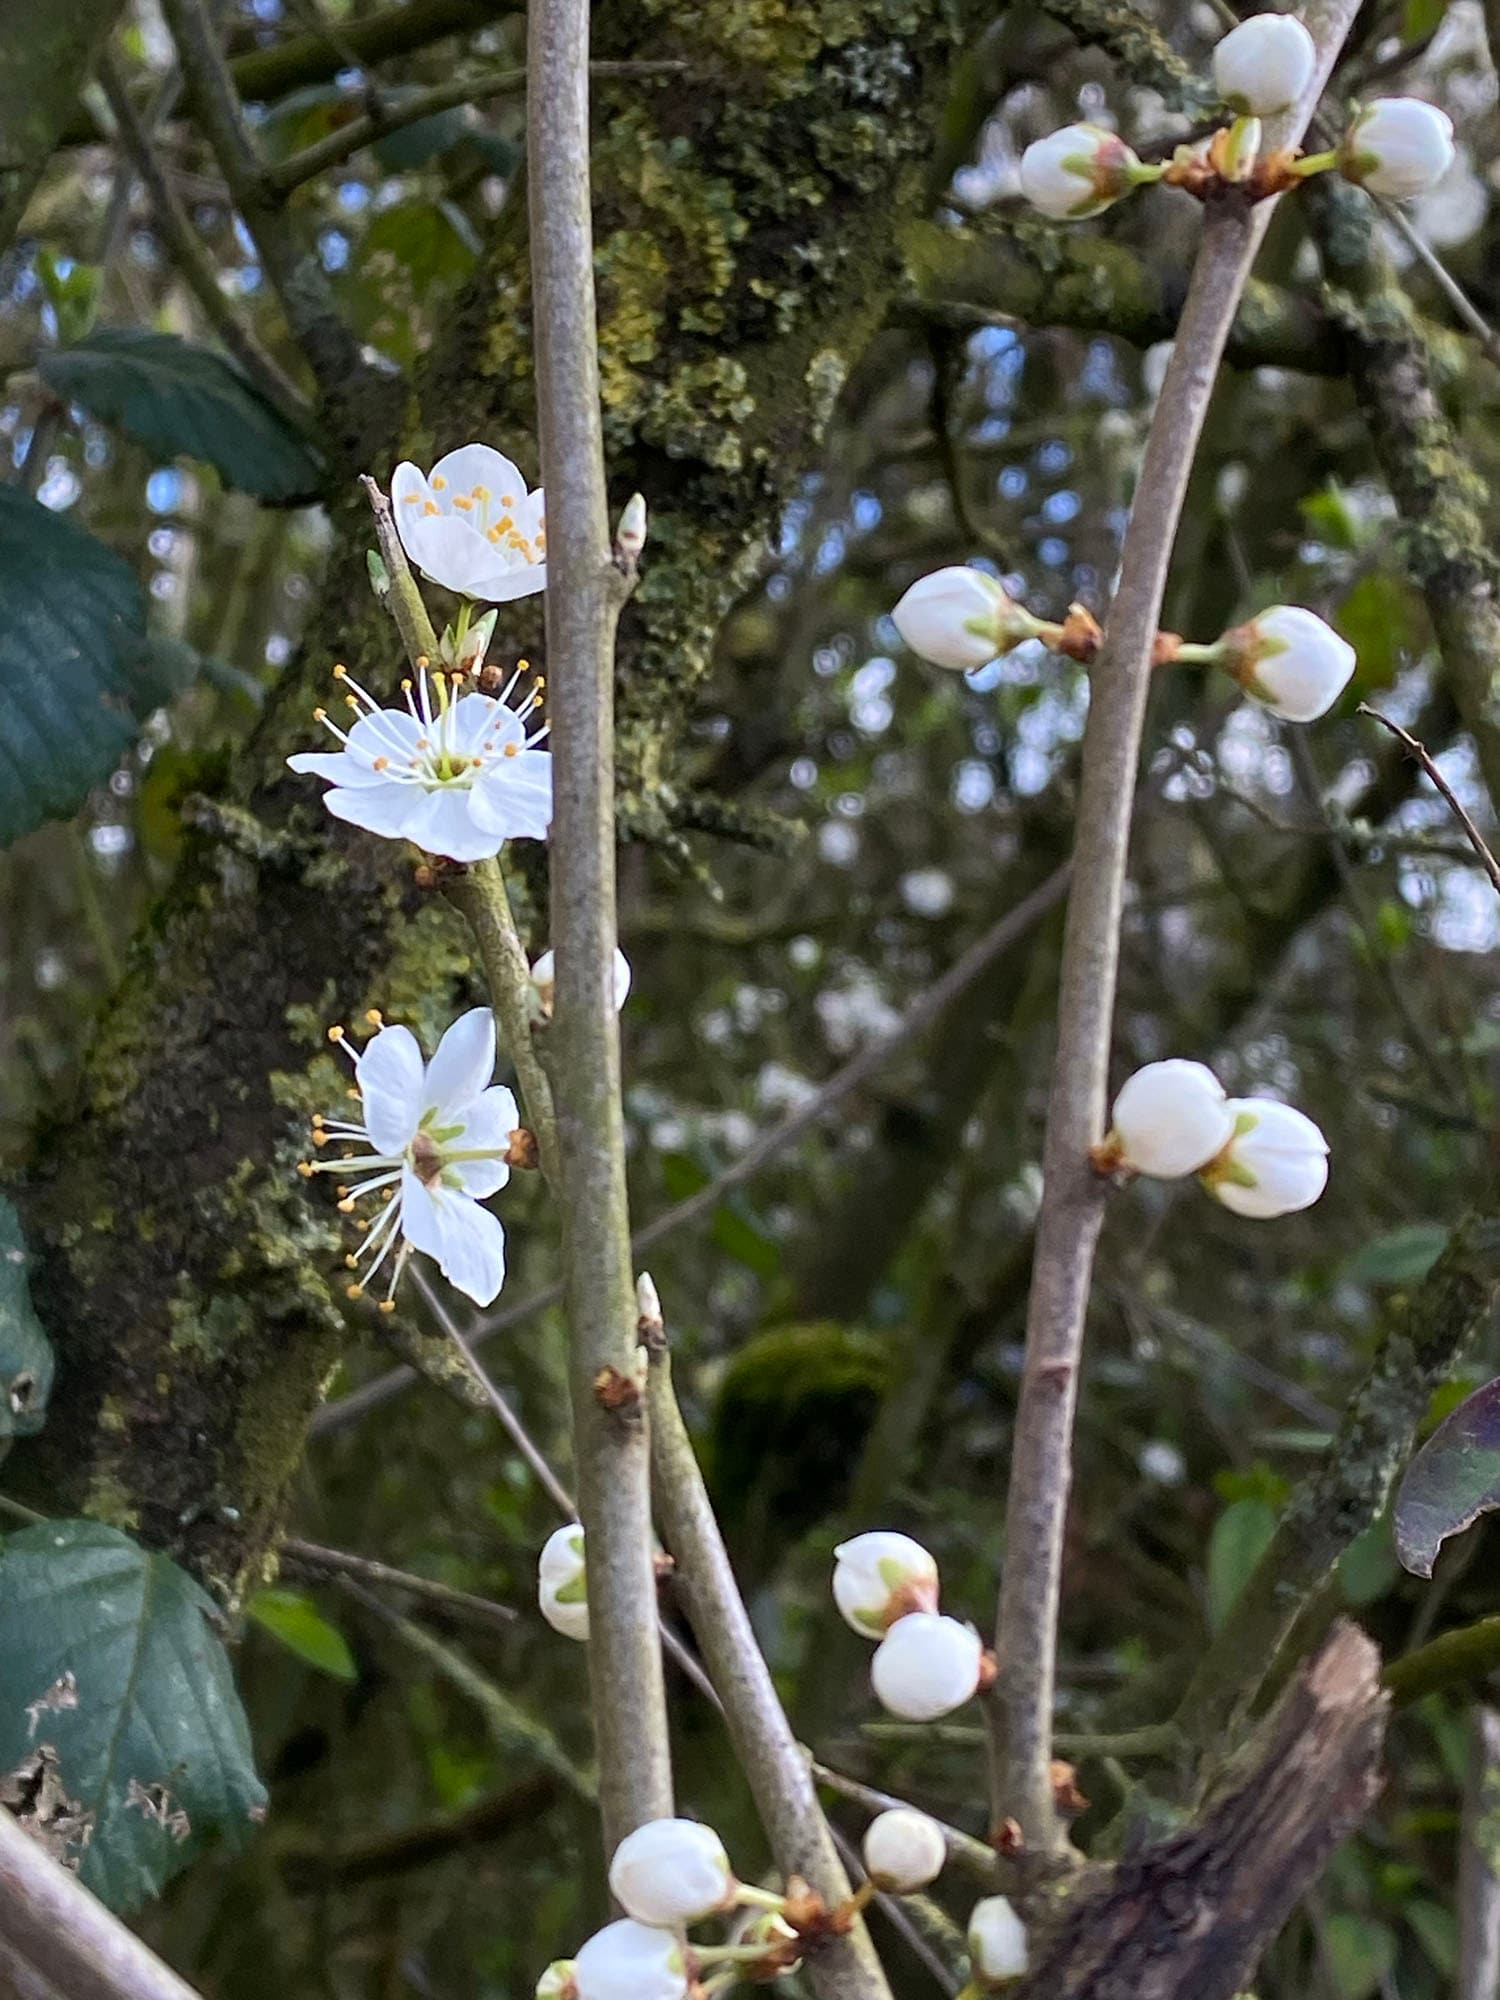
500;492;516;506
452;495;473;511
346;1282;364;1299
423;501;439;516
366;1008;383;1025
328;1025;345;1042
332;663;347;679
312;1131;329;1147
473;485;490;500
431;474;447;490
372;756;389;771
313;706;327;722
296;1161;314;1178
416;655;430;670
504;742;520;758
337;1197;355;1213
378;1298;397;1314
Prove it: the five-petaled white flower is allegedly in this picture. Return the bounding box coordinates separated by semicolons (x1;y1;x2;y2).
288;657;552;863
299;1008;517;1308
392;444;547;602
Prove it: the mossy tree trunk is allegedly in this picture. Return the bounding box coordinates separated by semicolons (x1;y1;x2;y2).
14;0;968;1601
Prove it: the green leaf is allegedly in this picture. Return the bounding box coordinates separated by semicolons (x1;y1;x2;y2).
1322;1914;1396;2000
0;1195;53;1443
371;96;474;170
1337;571;1423;695
1206;1496;1277;1631
34;249;102;344
1395;1374;1500;1577
39;331;325;503
1343;1223;1449;1286
0;486;156;848
246;1588;357;1682
1406;1898;1459;1975
342;199;479;369
1338;1515;1398;1608
0;1519;266;1910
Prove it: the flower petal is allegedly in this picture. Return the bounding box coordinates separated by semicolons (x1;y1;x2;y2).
322;782;431;843
399;1167;445;1259
404;789;506;863
357;1025;425;1152
347;708;422;764
474;559;548;603
402;515;507;598
424;1007;496;1117
468;751;553;840
434;1192;507;1306
391;461;434;569
446;690;507;755
287;750;390;789
430;443;529;510
446;1084;518;1197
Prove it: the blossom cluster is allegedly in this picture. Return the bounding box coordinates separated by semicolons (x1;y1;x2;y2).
833;1531;992;1722
1102;1060;1329;1218
893;568;1356;723
1019;15;1453;222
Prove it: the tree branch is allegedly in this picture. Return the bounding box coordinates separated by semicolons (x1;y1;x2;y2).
645;1335;893;2000
1460;1706;1500;2000
1359;705;1500;896
990;0;1360;1861
526;0;673;1848
277;1536;518;1634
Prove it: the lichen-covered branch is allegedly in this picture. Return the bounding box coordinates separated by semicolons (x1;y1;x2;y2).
1175;1212;1500;1752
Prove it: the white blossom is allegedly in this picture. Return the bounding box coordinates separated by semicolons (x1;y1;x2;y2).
1108;1060;1235;1180
608;1818;735;1926
1203;1097;1330;1219
870;1613;983;1721
535;1964;577;2000
288;657;552;863
968;1896;1029;1985
1218;605;1356;722
1340;97;1455;199
538;1524;589;1641
573;1921;689;2000
862;1807;947;1892
1212;13;1315;115
392;443;546;602
892;567;1027;671
1019;124;1142;220
299;1010;515;1307
528;947;632;1023
833;1531;940;1638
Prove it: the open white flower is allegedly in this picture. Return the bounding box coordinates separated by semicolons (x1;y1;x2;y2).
871;1613;983;1721
1340;97;1454;199
538;1524;589;1641
573;1921;688;2000
1108;1060;1235;1180
288;657;552;863
1019;123;1144;219
608;1818;735;1926
1202;1097;1330;1218
862;1807;947;1893
392;443;546;602
1212;13;1315;115
968;1896;1029;1985
528;947;632;1023
298;1008;516;1308
1216;605;1355;723
833;1531;940;1638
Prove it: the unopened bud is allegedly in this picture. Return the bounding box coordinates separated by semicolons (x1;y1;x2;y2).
538;1523;588;1642
1019;123;1147;220
636;1271;663;1337
1340;96;1454;199
536;1964;577;2000
1212;13;1315;115
573;1921;688;2000
833;1531;940;1638
615;492;648;562
1215;604;1355;722
892;566;1039;672
608;1818;736;1926
1200;1096;1329;1218
1106;1060;1235;1180
870;1613;984;1721
967;1896;1029;1986
862;1807;947;1893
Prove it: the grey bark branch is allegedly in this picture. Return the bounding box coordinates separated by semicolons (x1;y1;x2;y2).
990;0;1360;1859
526;0;673;1848
1460;1707;1500;2000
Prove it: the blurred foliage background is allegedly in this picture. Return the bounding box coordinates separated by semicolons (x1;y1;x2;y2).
2;0;1500;1994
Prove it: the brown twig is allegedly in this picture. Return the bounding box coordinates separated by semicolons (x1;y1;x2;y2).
278;1536;518;1634
1359;705;1500;897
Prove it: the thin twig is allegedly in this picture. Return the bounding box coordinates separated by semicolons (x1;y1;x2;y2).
278;1535;519;1633
309;864;1070;1438
528;0;686;1847
1459;1706;1500;2000
95;53;314;432
809;1762;1001;1889
0;1800;205;2000
1380;204;1500;369
360;474;440;662
646;1333;894;1999
265;60;687;195
1359;705;1500;896
990;0;1360;1862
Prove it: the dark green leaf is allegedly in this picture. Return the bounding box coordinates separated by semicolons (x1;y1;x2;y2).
1206;1496;1277;1631
39;331;325;503
342;199;479;369
0;486;154;847
1344;1223;1449;1285
1406;1898;1459;1975
1395;1374;1500;1577
372;100;474;170
0;1520;266;1909
247;1588;357;1681
1322;1914;1396;2000
0;1195;52;1442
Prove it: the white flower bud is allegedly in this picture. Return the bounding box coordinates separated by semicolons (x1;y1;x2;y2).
573;1920;689;2000
870;1613;983;1721
615;492;648;560
529;947;632;1022
1108;1060;1235;1180
536;1963;577;2000
862;1807;948;1892
636;1270;663;1333
607;1817;735;1926
1218;605;1355;722
1202;1097;1329;1219
1212;14;1315;115
1340;97;1455;199
892;567;1028;672
967;1896;1029;1985
538;1523;589;1641
1019;123;1141;220
833;1531;940;1638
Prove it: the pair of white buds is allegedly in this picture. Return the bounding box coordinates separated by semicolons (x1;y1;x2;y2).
1104;1060;1329;1218
891;570;1356;725
862;1815;1029;1985
833;1531;990;1722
